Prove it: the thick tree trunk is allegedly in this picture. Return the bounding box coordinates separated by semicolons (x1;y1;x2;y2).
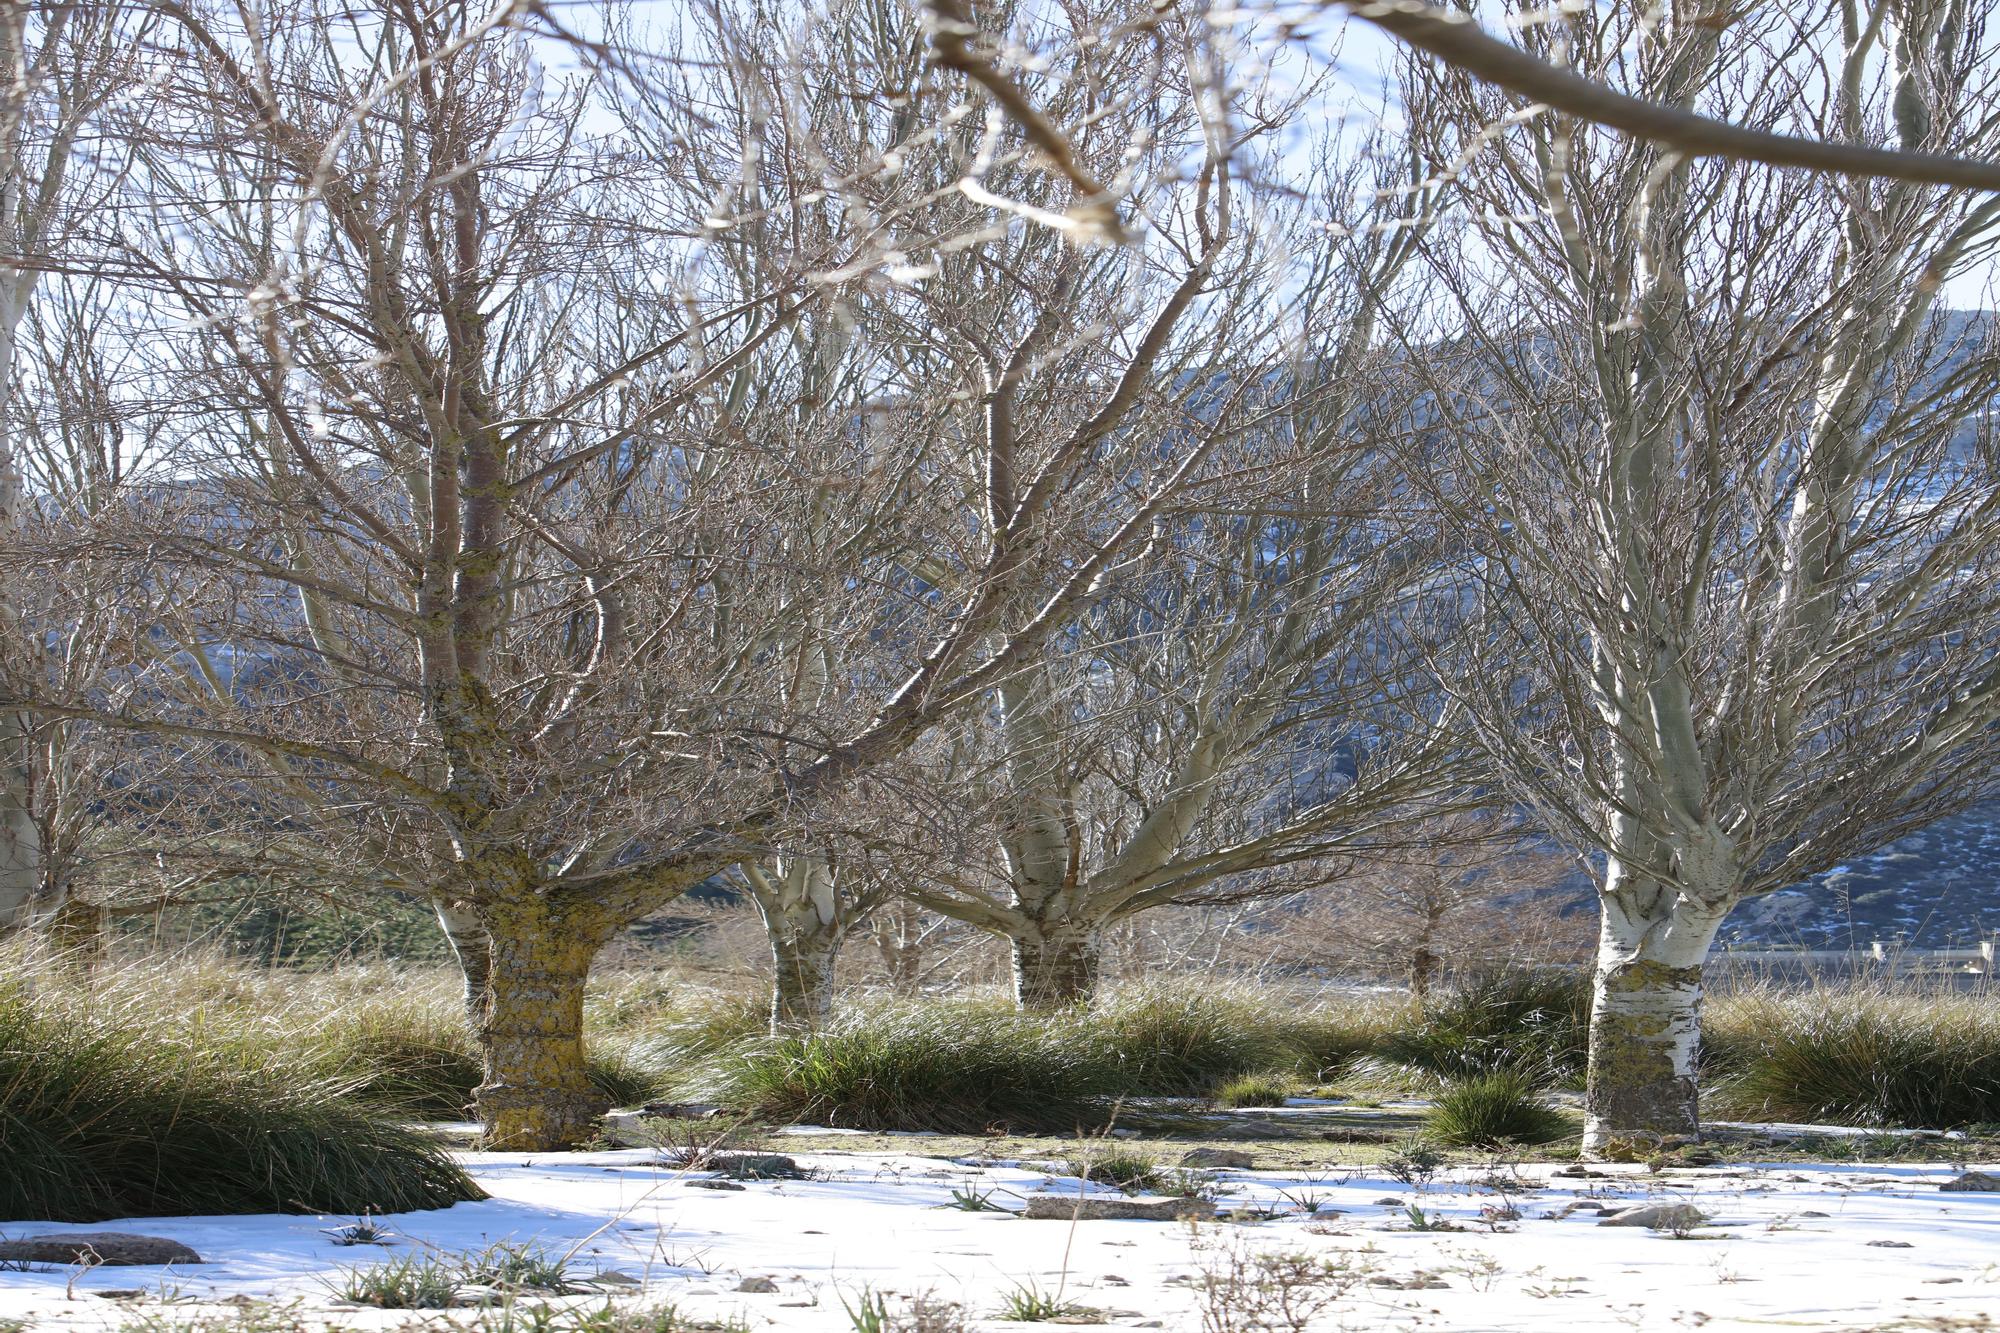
1584;888;1726;1161
473;909;609;1151
770;929;841;1035
1012;924;1102;1010
434;900;493;1031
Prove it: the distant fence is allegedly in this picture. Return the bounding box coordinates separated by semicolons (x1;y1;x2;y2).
1712;940;1998;986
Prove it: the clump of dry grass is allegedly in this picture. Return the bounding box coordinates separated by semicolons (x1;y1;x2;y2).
1706;978;2000;1128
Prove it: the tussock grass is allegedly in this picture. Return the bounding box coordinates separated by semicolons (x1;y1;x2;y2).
1096;985;1303;1094
1064;1148;1162;1193
692;983;1406;1133
1423;1069;1576;1146
700;1001;1122;1133
1376;970;1591;1089
16;955;675;1120
1706;984;2000;1128
0;978;483;1222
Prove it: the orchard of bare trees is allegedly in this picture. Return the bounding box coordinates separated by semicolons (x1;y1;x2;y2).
4;0;2000;1166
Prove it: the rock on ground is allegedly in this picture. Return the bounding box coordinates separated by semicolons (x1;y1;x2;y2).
0;1234;203;1266
1178;1148;1254;1169
1939;1172;2000;1192
1021;1196;1218;1221
1597;1204;1709;1230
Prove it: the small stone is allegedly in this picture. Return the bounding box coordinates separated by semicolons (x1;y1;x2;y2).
1021;1196;1218;1222
1940;1172;2000;1193
0;1234;202;1267
736;1276;780;1293
1375;1196;1404;1205
602;1107;725;1146
1866;1240;1914;1248
584;1271;642;1288
1596;1204;1708;1231
687;1179;746;1191
1179;1148;1255;1170
713;1153;803;1180
1797;1211;1831;1218
639;1102;727;1119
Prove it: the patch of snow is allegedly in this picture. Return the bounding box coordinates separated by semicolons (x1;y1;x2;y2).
1;1147;1996;1330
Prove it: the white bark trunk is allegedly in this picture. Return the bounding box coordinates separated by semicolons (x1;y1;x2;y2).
1583;872;1727;1160
434;900;492;1030
745;857;849;1034
1011;919;1103;1010
770;929;840;1035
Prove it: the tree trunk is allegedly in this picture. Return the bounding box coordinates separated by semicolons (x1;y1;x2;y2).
873;906;926;996
1012;924;1102;1010
1408;945;1439;1005
770;928;841;1035
1584;888;1726;1161
434;900;493;1031
42;890;106;962
0;708;36;937
473;908;609;1151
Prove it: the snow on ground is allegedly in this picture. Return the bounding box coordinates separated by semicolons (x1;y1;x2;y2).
2;1146;1997;1331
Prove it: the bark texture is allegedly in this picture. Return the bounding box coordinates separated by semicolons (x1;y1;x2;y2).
744;858;853;1034
473;908;610;1150
435;901;494;1031
1583;890;1724;1160
770;932;840;1034
1011;925;1102;1010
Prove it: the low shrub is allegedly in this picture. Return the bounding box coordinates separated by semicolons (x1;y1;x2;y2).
1422;1069;1575;1147
1707;987;2000;1128
0;982;484;1222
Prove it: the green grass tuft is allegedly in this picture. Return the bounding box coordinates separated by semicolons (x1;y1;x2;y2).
1064;1148;1162;1193
994;1282;1091;1322
0;980;484;1222
1211;1071;1295;1107
1379;970;1591;1088
333;1254;463;1309
700;1001;1124;1134
1096;986;1302;1094
1706;987;2000;1128
1423;1069;1575;1147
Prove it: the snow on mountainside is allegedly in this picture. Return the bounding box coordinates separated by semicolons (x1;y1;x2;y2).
1721;802;2000;950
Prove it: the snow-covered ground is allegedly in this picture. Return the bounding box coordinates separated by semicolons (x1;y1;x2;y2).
3;1145;1997;1331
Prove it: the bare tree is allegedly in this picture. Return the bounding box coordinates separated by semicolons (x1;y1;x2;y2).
22;0;1289;1150
1405;1;2000;1157
889;158;1477;1008
0;6;152;940
1269;818;1586;1001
